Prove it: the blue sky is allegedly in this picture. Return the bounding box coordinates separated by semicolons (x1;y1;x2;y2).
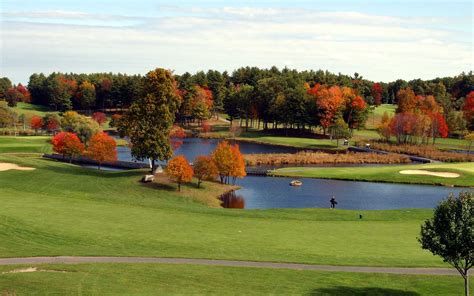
1;0;472;83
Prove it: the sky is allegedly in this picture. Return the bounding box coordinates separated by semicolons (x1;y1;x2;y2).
1;0;472;84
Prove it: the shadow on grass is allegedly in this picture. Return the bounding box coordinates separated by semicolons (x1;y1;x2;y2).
40;160;147;179
310;286;420;296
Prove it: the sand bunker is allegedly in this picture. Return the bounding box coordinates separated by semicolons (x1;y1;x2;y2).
0;163;35;172
399;170;460;178
1;267;67;274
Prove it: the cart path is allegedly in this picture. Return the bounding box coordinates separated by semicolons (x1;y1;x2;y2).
0;257;459;276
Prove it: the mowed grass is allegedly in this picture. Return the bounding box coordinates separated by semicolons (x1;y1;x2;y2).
236;131;346;150
272;162;474;187
0;263;470;295
0;154;452;267
0;136;52;153
11;102;57;118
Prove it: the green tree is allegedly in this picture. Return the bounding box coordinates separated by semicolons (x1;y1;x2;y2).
119;68;181;172
60;111;100;143
0;77;12;101
328;116;350;146
419;192;473;296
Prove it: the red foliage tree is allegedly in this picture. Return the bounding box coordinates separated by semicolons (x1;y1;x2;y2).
52;132;85;162
371;83;383;106
92;112;107;126
45;115;60;133
30;116;43;134
314;85;344;134
462;91;474;125
16;84;31;103
86;132;117;169
429;113;449;144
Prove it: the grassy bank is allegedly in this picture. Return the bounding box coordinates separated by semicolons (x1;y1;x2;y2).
0;136;51;153
0;263;469;295
0;155;454;267
271;162;474;187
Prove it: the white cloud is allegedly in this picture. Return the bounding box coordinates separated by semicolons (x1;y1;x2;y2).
1;6;471;83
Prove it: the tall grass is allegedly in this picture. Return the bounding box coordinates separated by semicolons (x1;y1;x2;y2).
244;151;410;166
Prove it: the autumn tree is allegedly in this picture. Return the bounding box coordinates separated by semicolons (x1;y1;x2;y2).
75;81;96;110
371;82;383;106
5;87;24;107
30;115;43;134
211;141;246;184
46;75;77;111
51;132;85;162
43;114;60;134
396;88;417;113
118;68;181;173
166;155;193;191
328;116;351;146
429;113;449;144
314;85;344;134
462;91;474;129
86;132;117;169
419;192;473;296
465;132;474;152
377;111;392;141
229;144;246;184
201;121;211;133
193;155;218;187
61;111;100;143
92;112;107;126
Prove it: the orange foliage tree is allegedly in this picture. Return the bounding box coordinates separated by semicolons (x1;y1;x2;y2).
52;132;85;162
314;85;344;134
86;132;117;169
166;155;194;191
30;115;43;134
211;141;246;184
193;155;218;187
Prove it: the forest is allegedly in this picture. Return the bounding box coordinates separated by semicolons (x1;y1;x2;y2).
0;67;473;140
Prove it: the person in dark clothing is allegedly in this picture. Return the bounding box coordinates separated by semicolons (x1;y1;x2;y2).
330;196;338;208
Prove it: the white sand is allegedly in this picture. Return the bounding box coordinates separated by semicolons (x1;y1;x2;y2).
0;163;36;172
399;170;460;178
1;267;67;274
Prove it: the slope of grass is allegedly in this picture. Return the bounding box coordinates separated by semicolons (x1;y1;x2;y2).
0;263;469;295
272;162;474;187
11;102;56;118
0;136;52;153
0;155;453;267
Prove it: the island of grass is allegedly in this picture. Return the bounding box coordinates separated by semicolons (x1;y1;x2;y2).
271;162;474;187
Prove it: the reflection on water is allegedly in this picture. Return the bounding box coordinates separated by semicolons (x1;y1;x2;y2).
220;191;245;209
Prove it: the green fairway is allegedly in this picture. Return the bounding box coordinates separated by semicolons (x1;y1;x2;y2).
11;102;57;118
0;263;470;295
0;136;52;153
272;162;474;187
236;132;346;150
0;154;455;267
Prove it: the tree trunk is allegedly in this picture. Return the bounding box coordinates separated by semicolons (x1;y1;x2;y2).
198;179;201;188
178;182;181;191
151;159;156;174
464;272;469;296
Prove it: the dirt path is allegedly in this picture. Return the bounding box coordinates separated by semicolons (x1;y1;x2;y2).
0;257;458;276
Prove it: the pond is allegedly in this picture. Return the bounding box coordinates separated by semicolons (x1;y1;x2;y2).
221;176;468;210
117;137;300;164
114;137;468;211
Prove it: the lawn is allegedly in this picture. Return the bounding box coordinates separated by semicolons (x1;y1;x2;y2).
271;162;474;187
0;136;52;153
366;104;397;129
0;263;469;295
0;154;453;267
236;131;346;150
11;102;57;118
